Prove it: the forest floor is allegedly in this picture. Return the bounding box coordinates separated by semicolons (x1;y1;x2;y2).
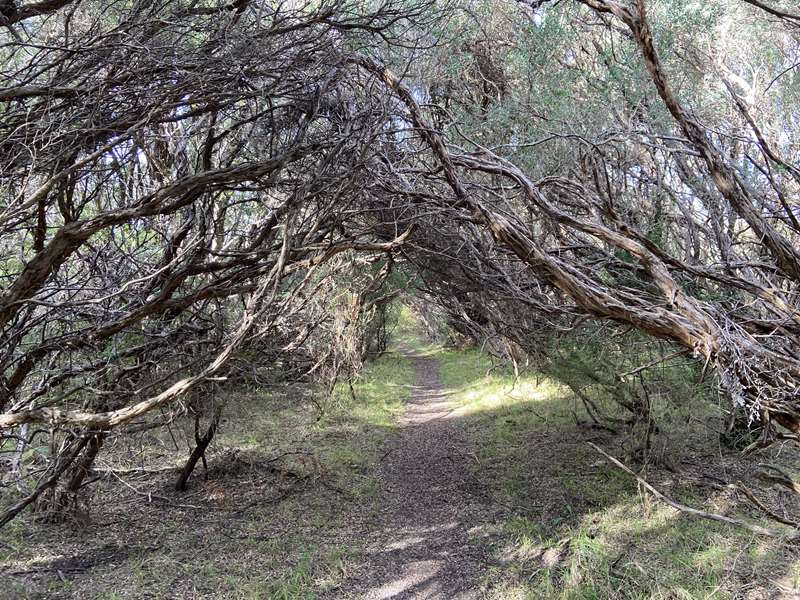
3;321;800;599
324;346;505;599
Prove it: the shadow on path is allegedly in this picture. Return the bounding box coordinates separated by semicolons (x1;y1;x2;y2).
333;348;506;599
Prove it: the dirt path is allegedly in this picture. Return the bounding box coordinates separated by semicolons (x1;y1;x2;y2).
336;350;502;599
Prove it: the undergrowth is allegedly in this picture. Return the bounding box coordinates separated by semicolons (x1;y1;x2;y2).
436;346;800;599
2;344;415;599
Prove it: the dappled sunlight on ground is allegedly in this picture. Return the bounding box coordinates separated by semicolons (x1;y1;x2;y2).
448;376;566;418
329;340;497;599
431;344;800;599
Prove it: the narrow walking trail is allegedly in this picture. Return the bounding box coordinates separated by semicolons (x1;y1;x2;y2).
338;348;504;599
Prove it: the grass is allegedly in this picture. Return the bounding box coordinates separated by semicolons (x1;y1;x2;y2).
4;305;800;599
2;340;416;600
434;345;800;599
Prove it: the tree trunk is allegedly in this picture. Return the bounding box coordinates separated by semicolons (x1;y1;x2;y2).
175;403;222;491
65;431;104;494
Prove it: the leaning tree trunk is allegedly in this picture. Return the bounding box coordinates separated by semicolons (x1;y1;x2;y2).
175;402;222;491
36;430;106;521
0;435;90;528
64;431;105;494
364;58;800;439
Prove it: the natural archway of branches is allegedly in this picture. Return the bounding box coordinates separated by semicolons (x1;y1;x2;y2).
1;0;799;528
